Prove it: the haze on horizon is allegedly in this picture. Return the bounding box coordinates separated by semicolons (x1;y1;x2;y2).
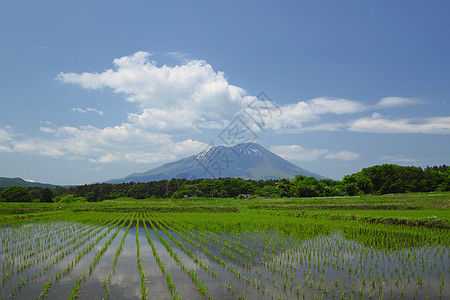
0;1;449;185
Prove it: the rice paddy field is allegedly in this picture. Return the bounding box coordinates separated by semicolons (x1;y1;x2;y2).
1;192;449;299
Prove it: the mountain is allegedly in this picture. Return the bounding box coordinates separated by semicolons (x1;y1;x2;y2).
0;177;57;189
108;143;325;183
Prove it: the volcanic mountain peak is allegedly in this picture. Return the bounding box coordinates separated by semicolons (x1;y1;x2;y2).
107;142;324;183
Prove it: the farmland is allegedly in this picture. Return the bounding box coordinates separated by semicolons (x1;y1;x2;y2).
1;192;449;299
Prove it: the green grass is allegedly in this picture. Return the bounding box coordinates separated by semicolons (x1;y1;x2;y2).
0;192;448;228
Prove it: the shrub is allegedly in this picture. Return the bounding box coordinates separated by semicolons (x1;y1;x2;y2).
58;194;87;203
0;186;33;202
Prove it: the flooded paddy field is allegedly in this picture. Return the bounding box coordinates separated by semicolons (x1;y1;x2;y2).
1;211;449;299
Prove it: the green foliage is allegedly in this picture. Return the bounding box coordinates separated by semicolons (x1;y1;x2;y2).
436;168;450;192
0;186;33;202
40;188;53;203
255;185;279;198
58;194;87;203
2;164;447;204
341;164;449;195
172;178;255;198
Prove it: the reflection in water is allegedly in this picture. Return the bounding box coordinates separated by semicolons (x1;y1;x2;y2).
1;220;448;299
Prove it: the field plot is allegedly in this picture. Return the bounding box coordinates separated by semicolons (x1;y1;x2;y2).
1;210;449;299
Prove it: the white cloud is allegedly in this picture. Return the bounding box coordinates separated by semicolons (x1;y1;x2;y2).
0;145;12;153
71;107;104;115
167;51;191;63
270;145;328;161
308;98;366;114
58;51;250;133
261;96;431;132
4;51;446;168
270;145;360;161
0;127;14;153
12;138;65;158
375;96;425;108
13;123;208;164
380;155;419;163
0;127;14;141
325;151;360;160
349;113;450;134
263;97;365;131
58;52;446;136
40;127;56;133
128;108;200;134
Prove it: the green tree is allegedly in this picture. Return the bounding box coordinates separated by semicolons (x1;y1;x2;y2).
0;186;33;202
256;185;279;198
436;169;450;192
40;188;54;203
291;175;324;197
276;178;293;197
58;194;87;203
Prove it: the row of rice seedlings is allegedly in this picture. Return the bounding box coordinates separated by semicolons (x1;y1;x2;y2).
102;272;112;298
67;272;86;300
0;220;59;255
160;215;265;297
1;210;448;299
99;214;135;299
195;230;269;295
89;214;128;275
40;276;52;298
136;217;148;299
142;216;179;299
255;230;431;299
1;220;90;281
112;214;134;273
37;216;121;298
3;218;109;298
147;217;211;298
4;220;87;257
196;221;296;297
54;219;111;278
151;215;217;277
8;221;96;281
279;231;447;299
163;212;449;299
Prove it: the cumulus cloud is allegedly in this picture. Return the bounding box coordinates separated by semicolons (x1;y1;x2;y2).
261;96;429;132
13;124;208;163
58;51;252;133
262;97;365;131
349;113;450;134
58;51;443;136
128;108;200;134
270;145;359;161
4;51;446;167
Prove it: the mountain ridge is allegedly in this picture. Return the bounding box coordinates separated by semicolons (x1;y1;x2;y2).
108;143;325;183
0;177;57;189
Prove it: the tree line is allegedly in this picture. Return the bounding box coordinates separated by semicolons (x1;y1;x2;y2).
1;164;448;202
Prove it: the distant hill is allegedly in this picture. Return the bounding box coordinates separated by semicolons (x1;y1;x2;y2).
108;143;325;183
0;177;57;189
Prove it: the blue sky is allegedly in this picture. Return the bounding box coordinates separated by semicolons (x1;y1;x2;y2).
1;1;449;185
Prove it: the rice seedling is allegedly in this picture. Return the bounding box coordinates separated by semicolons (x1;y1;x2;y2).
136;217;148;299
0;197;448;300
